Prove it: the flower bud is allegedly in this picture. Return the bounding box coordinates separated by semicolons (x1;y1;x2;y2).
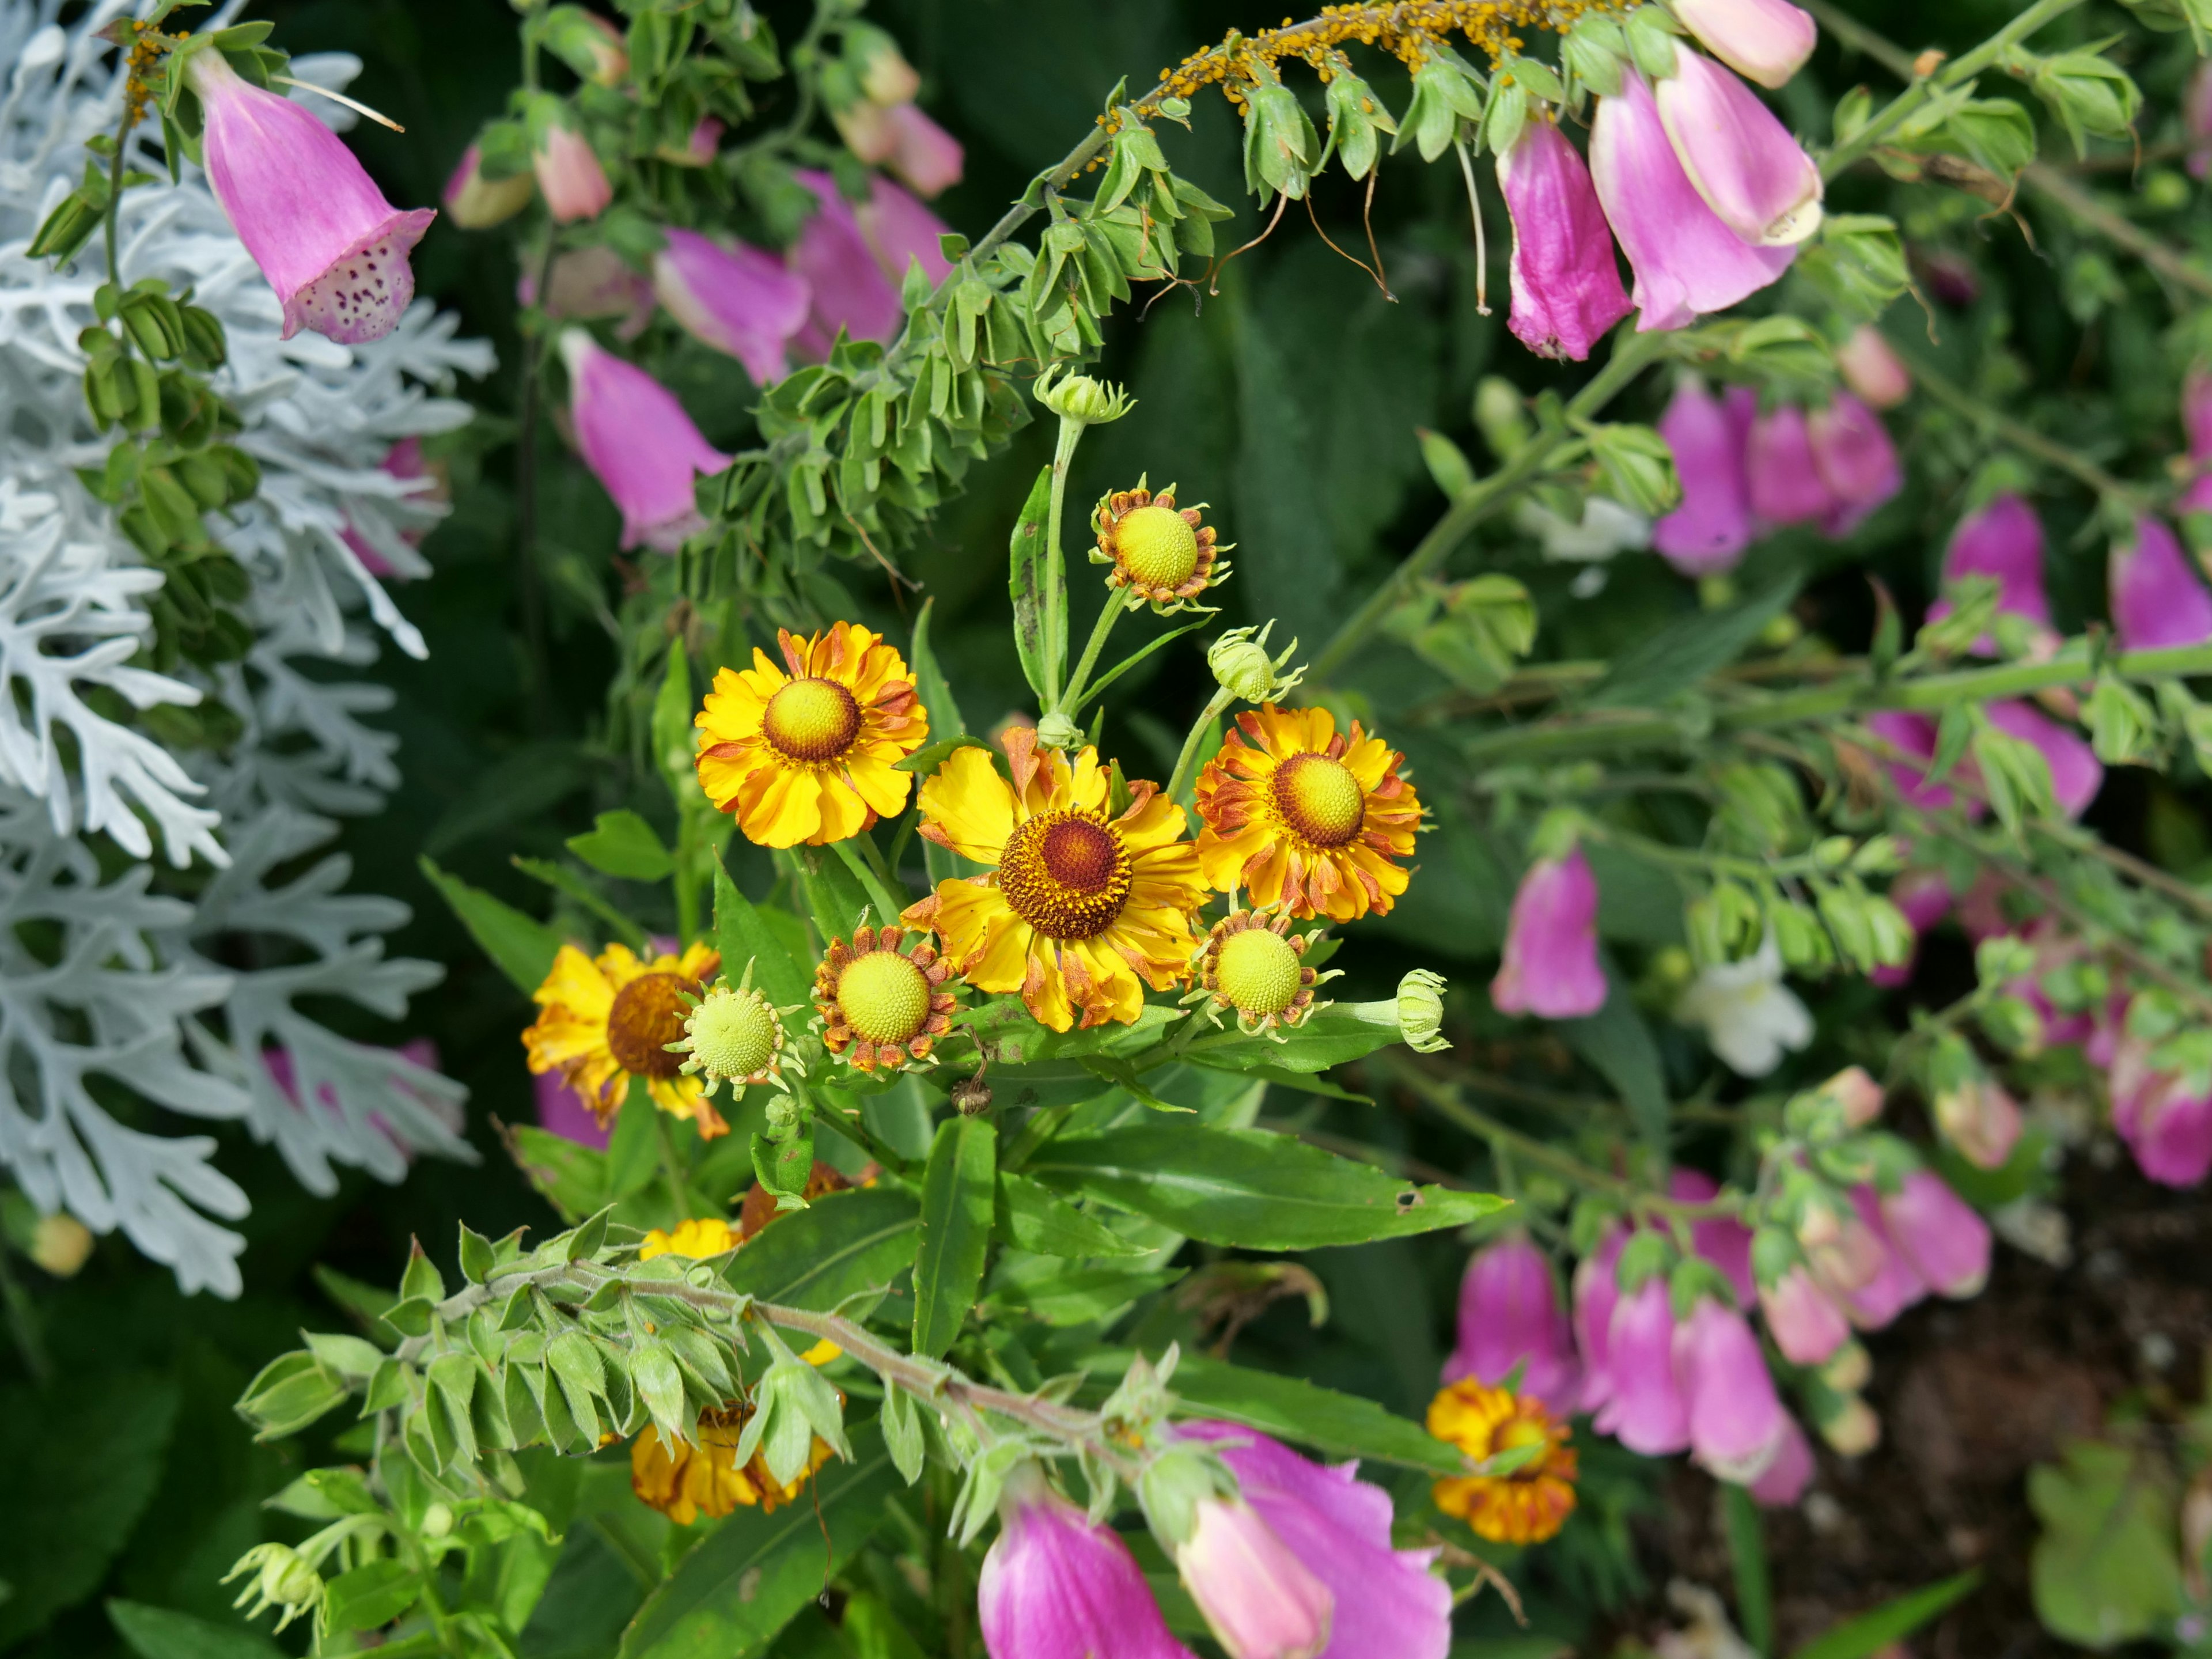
846;24;922;107
1036;368;1135;428
442;142;535;229
1491;849;1607;1020
1669;0;1817;90
540;6;628;87
1758;1262;1850;1365
1813;1392;1881;1456
29;1211;94;1277
1653;51;1823;247
1176;1497;1334;1659
1835;324;1911;408
1207;621;1304;704
1927;493;2052;646
1933;1077;2024;1171
1820;1339;1871;1392
1397;968;1449;1054
531;109;612;224
1034;711;1082;752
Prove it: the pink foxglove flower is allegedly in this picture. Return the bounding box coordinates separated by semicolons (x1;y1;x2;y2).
560;330;730;552
1669;1169;1755;1302
1745;403;1837;527
1748;1412;1816;1506
979;1467;1196;1659
1861;711;1967;814
1653;378;1754;574
1827;1186;1927;1330
532;119;613;224
1491;848;1608;1019
521;246;653;331
1495;118;1632;362
1807;393;1900;536
1927;493;2051;643
340;437;441;578
653;229;812;386
790;169;905;355
1759;1261;1850;1365
1878;1171;1991;1297
535;1066;612;1151
2122;1082;2212;1188
443;142;534;229
185;51;436;344
1596;1275;1692;1455
1932;1076;2024;1172
1870;867;1952;987
884;102;966;198
1653;51;1823;246
1589;71;1794;332
1574;1226;1630;1414
1835;325;1911;409
1984;700;2103;820
1176;1497;1333;1659
2110;516;2212;651
1445;1235;1582;1416
1669;0;1818;89
1672;1297;1789;1482
1181;1424;1452;1659
858;173;955;286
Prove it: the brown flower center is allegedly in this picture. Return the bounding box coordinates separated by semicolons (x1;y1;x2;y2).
762;677;861;764
997;809;1133;941
607;971;692;1078
1272;752;1365;848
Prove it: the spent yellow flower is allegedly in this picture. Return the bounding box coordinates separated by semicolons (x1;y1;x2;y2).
813;922;958;1071
1187;909;1332;1036
1194;703;1422;922
905;728;1206;1032
1092;480;1227;609
1427;1380;1578;1546
694;622;927;848
523;941;726;1136
638;1217;738;1260
630;1402;836;1526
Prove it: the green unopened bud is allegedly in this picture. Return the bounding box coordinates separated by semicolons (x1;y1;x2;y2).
421;1502;454;1539
1208;620;1304;704
1035;710;1083;751
1036;366;1134;428
225;1543;327;1634
1397;968;1449;1054
1474;376;1533;460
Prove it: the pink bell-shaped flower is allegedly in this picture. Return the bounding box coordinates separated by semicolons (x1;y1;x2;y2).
858;173;955;287
1927;493;2052;644
532;118;613;224
979;1467;1196;1659
443;142;534;229
185;51;436;345
2123;1083;2212;1187
1573;1226;1630;1414
1836;325;1912;409
652;228;812;387
1669;0;1818;90
535;1066;612;1150
1759;1261;1850;1365
2110;516;2212;651
1495;118;1632;362
1653;378;1754;574
1653;51;1823;246
1878;1171;1991;1297
1176;1495;1334;1659
1748;1411;1816;1506
1984;700;2103;819
1672;1297;1789;1483
1861;711;1970;815
1491;847;1608;1020
560;330;730;552
790;169;904;355
1181;1424;1451;1659
1807;393;1900;537
1444;1235;1583;1416
521;246;653;331
1828;1186;1928;1330
1595;1275;1692;1455
882;101;965;198
1669;1170;1756;1302
1745;403;1838;528
1933;1075;2024;1171
1589;70;1795;332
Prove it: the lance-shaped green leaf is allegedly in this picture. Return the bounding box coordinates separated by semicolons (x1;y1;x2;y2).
722;1186;921;1312
711;853;810;1009
1007;463;1056;703
421;857;564;996
1154;1353;1469;1475
912;1117;997;1358
567;810;674;882
1181;997;1408;1075
994;1170;1147;1257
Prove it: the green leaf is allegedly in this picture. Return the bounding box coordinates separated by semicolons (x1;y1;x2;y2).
909;596;966;740
325;1559;423;1633
1586;575;1802;708
618;1426;898;1659
421;856;563;996
722;1187;922;1312
912;1117;997;1358
1722;1484;1773;1657
1158;1353;1469;1475
987;1261;1181;1325
1559;967;1669;1154
109;1601;286;1659
1790;1570;1982;1659
712;853;810;1009
1183;999;1405;1075
514;857;650;950
569;810;674;882
1007;462;1056;703
2028;1436;2181;1649
994;1171;1147;1257
505;1124;611;1223
1028;1124;1506;1249
791;843;874;945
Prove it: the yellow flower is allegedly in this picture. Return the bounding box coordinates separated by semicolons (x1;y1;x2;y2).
638;1217;738;1260
694;622;928;849
1427;1380;1578;1546
522;941;727;1137
813;922;959;1071
1188;908;1331;1036
630;1403;836;1526
1194;703;1422;922
904;728;1207;1032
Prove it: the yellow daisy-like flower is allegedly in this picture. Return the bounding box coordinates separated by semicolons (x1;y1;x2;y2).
813;923;959;1071
523;941;728;1137
1091;480;1228;608
904;728;1207;1032
1427;1380;1579;1546
694;622;928;849
630;1402;836;1526
638;1217;738;1261
1187;909;1332;1036
1194;704;1422;922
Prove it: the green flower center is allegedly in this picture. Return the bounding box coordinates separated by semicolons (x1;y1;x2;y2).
836;950;932;1044
1115;504;1199;590
1215;926;1302;1017
683;983;781;1081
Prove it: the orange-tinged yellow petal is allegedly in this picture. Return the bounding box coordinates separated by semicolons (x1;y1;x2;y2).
919;747;1017;862
844;751;912;820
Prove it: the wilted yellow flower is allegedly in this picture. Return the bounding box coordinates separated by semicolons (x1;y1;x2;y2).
630;1403;836;1525
1092;480;1226;608
1427;1380;1578;1545
523;941;726;1137
813;922;958;1071
638;1217;738;1261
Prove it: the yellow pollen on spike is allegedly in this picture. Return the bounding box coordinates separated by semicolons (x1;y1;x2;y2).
1216;926;1302;1017
1115;505;1200;589
836;950;932;1044
762;677;861;764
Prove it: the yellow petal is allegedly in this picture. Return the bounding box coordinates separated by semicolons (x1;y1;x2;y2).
919;747;1016;863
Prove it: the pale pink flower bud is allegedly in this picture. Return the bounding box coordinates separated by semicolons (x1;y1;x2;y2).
1816;1393;1881;1455
1807;393;1901;537
185;51;436;345
789;170;903;355
1491;848;1608;1020
1984;700;2103;820
1176;1498;1334;1659
656;116;725;168
2111;516;2212;652
1495;118;1632;362
1445;1235;1582;1416
831;97;901;166
1589;70;1795;332
1748;1412;1815;1505
1797;1196;1888;1297
1835;325;1911;409
1878;1171;1991;1297
1595;1277;1691;1455
1181;1424;1452;1659
442;142;533;229
533;120;613;224
1759;1264;1851;1365
653;229;812;387
1653;378;1754;574
1672;1298;1789;1483
1573;1226;1630;1414
982;1468;1195;1659
1746;403;1838;527
1671;0;1818;89
1831;1066;1887;1128
1653;52;1823;246
1827;1187;1927;1330
1927;493;2051;643
857;174;956;287
855;33;922;107
883;102;965;198
1932;1077;2023;1172
559;331;730;552
521;245;652;328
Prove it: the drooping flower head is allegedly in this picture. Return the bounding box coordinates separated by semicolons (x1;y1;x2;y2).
881;101;965;198
907;730;1206;1032
694;622;929;849
1093;481;1229;609
1671;1296;1789;1483
1190;910;1329;1036
631;1400;834;1524
1194;706;1421;923
1594;1274;1691;1454
1670;0;1819;89
1984;700;2103;820
1823;1185;1929;1330
521;246;654;328
979;1467;1198;1659
1495;116;1633;362
1835;325;1911;409
812;923;957;1071
522;940;727;1136
185;50;437;344
2111;516;2212;652
856;173;956;287
790;169;903;354
560;330;731;551
1745;403;1838;528
1758;1257;1851;1366
1862;710;1963;813
652;229;812;387
532;114;613;224
1927;493;2051;642
1444;1234;1582;1416
1807;393;1901;536
1653;378;1754;574
1877;1171;1991;1297
340;437;443;578
443;142;534;228
1653;50;1823;246
1427;1381;1580;1545
1491;847;1607;1020
1175;1493;1334;1659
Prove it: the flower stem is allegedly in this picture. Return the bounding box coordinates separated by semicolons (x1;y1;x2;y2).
513;236;562;728
650;1103;697;1218
1041;415;1085;703
1165;686;1236;806
1056;590;1128;721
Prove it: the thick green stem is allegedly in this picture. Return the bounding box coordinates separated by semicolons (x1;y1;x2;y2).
1040;415;1084;703
1056;590;1129;719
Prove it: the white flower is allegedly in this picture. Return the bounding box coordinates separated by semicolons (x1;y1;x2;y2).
1515;494;1652;563
1674;937;1813;1077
